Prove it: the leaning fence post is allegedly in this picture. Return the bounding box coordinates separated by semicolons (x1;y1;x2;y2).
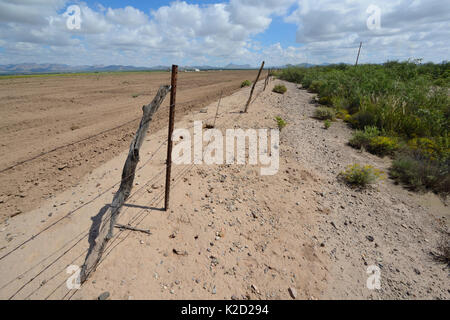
243;61;264;113
80;85;170;283
164;65;178;211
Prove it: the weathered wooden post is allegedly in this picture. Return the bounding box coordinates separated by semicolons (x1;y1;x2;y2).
263;68;270;91
212;90;222;128
164;65;178;211
355;42;362;66
243;61;264;113
80;85;170;283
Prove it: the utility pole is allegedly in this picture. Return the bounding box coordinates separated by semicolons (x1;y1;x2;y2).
355;42;362;66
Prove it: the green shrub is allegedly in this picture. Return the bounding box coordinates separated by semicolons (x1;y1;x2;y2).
318;96;333;106
324;119;331;129
367;136;399;156
275;116;287;131
351;110;377;129
277;61;450;194
336;108;349;119
277;67;304;83
314;107;336;120
408;137;449;161
343;114;353;123
308;80;324;93
349;126;380;150
390;151;449;193
433;234;450;267
241;80;251;87
339;164;383;187
273;84;287;94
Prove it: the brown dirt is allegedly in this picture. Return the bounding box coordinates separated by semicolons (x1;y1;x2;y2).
0;79;448;300
0;70;262;221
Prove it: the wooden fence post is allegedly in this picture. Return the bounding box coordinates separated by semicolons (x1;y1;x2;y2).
212;90;222;128
80;85;170;283
263;68;270;91
164;65;178;211
355;42;362;66
243;61;264;113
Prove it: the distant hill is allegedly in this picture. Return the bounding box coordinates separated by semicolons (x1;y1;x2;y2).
0;63;163;75
0;63;256;75
224;63;252;69
0;62;339;75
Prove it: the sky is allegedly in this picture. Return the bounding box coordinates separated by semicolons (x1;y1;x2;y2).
0;0;448;67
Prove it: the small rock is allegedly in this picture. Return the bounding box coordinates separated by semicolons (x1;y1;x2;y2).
98;292;110;300
251;284;260;294
173;248;188;256
366;235;374;242
288;287;297;299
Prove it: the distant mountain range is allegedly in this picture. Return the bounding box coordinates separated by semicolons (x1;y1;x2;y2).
0;62;337;75
0;62;257;75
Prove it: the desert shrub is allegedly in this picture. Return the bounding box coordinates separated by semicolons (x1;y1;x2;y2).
339;164;383;187
273;84;287;94
433;233;450;267
324;119;331;129
241;80;251;87
390;151;449;193
336;108;349;119
349;126;380;149
277;67;304;83
308;80;325;93
351;110;377;129
278;61;450;194
343;114;353;123
275;116;287;131
367;136;399;156
314;107;336;120
318;96;333;106
408;137;450;161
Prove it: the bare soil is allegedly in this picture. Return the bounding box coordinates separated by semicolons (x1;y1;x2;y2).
0;70;261;221
0;79;448;300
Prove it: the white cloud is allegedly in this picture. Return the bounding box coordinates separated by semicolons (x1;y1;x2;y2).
285;0;450;63
0;0;447;66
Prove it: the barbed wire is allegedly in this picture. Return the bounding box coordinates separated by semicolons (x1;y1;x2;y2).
2;81;267;299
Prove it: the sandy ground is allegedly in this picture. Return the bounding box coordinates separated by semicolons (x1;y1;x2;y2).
0;70;261;221
0;79;448;300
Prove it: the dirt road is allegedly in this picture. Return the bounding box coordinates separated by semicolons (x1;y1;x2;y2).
0;70;261;221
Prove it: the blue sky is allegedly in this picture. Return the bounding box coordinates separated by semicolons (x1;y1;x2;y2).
0;0;448;67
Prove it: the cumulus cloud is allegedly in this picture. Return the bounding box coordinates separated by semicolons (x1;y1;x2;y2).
285;0;450;63
0;0;447;66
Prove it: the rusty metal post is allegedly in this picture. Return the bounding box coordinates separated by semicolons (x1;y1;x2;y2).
164;65;178;210
243;61;264;113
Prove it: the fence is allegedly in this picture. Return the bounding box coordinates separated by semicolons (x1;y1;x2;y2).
0;62;271;299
